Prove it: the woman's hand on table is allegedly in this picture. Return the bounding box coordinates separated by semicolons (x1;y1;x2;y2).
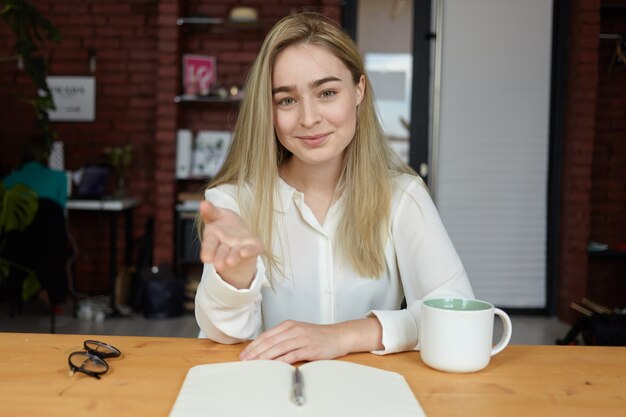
239;317;384;364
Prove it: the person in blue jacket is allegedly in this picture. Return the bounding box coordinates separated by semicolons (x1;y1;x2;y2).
2;135;69;309
2;135;68;209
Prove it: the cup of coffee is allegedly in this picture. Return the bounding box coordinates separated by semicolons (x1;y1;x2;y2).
418;297;512;373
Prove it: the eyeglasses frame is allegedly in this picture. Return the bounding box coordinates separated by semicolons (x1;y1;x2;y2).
68;340;122;379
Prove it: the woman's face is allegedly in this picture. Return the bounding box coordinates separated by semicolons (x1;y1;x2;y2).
271;43;364;171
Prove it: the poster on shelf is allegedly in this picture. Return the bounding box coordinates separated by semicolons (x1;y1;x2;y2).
191;130;232;178
46;76;96;121
183;54;216;95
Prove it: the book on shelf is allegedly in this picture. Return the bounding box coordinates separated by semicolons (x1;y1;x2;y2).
168;359;426;417
176;129;193;179
182;54;216;96
191;130;232;178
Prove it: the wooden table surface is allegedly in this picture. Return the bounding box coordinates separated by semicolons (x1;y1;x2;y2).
0;332;625;417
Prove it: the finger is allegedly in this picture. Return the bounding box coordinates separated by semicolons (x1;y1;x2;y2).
199;200;222;224
238;239;264;259
224;247;243;267
212;242;231;271
199;232;219;263
243;335;302;361
226;243;262;266
240;321;298;359
240;334;272;360
274;349;308;364
256;337;302;360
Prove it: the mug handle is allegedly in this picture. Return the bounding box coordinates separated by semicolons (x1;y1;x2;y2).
491;308;512;356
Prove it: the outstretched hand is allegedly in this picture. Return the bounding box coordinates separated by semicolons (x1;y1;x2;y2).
199;200;263;289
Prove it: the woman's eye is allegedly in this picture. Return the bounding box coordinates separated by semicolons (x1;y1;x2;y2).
279;97;295;106
321;90;336;99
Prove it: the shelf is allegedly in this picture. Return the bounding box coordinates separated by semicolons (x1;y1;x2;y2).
176;201;201;212
174;10;266;279
176;176;209;181
177;17;224;25
174;94;242;103
176;16;270;31
588;249;626;259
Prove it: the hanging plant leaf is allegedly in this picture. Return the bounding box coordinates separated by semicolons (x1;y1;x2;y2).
1;0;61;140
0;257;40;301
21;270;41;300
0;183;39;234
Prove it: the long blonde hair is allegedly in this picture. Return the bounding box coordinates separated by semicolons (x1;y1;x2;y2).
202;12;415;280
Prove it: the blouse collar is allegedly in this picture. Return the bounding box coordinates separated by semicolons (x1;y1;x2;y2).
276;176;299;213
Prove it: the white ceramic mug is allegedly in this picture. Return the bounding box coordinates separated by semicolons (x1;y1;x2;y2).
418;298;512;373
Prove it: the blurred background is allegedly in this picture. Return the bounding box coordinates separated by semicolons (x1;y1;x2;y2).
1;0;625;344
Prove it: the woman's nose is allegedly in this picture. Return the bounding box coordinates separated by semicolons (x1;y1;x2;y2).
299;99;321;127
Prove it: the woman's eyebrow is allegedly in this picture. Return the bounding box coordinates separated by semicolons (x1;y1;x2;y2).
309;76;341;88
272;76;342;95
272;84;294;95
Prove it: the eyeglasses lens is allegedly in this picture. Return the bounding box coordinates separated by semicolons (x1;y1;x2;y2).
84;340;121;358
69;352;107;374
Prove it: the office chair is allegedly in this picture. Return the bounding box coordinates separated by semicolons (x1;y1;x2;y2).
1;183;70;333
0;183;39;315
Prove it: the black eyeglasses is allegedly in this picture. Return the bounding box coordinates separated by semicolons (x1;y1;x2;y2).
68;340;121;379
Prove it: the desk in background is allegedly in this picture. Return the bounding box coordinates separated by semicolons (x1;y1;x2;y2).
0;332;624;417
66;197;140;314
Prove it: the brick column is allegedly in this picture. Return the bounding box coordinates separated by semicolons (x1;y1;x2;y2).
154;0;181;265
557;0;600;322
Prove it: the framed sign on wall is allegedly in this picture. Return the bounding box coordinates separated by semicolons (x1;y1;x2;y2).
46;76;96;122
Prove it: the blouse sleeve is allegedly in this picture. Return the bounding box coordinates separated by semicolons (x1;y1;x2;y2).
194;186;267;344
369;175;474;354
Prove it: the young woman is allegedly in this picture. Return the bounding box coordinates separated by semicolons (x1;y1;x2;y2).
195;12;473;363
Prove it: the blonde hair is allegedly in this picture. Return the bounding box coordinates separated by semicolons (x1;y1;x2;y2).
201;12;415;280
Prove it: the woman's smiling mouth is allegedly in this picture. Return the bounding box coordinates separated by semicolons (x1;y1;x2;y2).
297;133;330;146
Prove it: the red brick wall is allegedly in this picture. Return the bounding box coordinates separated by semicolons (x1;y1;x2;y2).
0;0;341;295
1;0;159;293
558;0;626;320
557;0;600;322
153;0;181;267
154;0;341;265
587;2;626;310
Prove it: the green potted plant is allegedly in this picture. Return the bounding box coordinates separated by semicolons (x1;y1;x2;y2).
0;182;41;302
1;0;61;144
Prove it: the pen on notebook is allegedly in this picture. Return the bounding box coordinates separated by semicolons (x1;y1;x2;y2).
292;367;305;406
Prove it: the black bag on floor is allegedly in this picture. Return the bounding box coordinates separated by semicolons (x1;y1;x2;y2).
139;264;185;319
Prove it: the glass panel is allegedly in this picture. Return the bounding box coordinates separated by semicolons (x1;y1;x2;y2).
357;0;414;164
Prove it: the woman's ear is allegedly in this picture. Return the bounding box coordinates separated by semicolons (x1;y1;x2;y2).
356;74;365;106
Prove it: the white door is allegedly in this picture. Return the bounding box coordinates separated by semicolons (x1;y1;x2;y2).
431;0;553;308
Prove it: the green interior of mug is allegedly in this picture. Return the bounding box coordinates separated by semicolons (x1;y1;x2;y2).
424;298;491;311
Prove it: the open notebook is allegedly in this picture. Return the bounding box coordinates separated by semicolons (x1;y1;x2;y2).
169;360;426;417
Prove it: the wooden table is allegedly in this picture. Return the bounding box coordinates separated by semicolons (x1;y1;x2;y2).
0;332;624;417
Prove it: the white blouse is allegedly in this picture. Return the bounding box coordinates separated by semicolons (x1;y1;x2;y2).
195;173;474;354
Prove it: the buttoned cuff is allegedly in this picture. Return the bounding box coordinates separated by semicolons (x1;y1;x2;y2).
367;309;418;355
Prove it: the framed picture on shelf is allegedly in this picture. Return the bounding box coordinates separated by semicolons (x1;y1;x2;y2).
182;54;216;95
191;130;232;178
